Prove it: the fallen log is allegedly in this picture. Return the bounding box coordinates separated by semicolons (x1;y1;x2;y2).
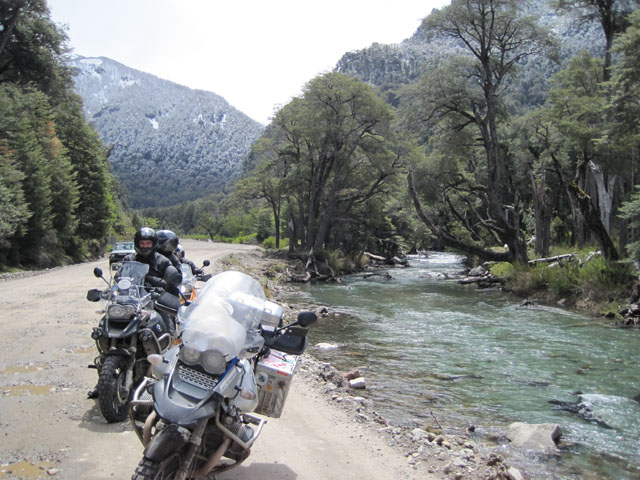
363;251;386;262
286;268;311;283
459;274;505;285
528;253;577;265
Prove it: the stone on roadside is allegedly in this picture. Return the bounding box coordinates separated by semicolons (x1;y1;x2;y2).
349;377;366;389
508;466;524;480
506;422;561;451
411;428;428;442
468;265;486;276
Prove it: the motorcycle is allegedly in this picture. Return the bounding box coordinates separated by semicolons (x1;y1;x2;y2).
87;261;181;423
179;260;212;303
128;270;317;480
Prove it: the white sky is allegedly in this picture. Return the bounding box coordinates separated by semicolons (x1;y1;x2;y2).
47;0;450;124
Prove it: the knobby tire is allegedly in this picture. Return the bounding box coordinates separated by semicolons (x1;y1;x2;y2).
97;354;130;423
131;454;183;480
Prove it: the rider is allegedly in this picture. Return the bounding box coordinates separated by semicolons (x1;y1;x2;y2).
88;227;180;399
156;229;182;273
175;244;202;276
123;227;177;293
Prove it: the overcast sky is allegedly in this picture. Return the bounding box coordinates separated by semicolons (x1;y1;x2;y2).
47;0;450;124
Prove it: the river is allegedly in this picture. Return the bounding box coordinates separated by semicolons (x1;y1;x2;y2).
282;252;640;480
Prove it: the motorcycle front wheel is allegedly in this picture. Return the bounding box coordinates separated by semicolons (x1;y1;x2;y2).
132;454;183;480
97;354;130;423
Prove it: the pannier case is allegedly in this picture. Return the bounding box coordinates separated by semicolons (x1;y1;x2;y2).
255;349;298;418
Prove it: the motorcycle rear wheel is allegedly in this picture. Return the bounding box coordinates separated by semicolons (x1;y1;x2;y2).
132;454;183;480
97;355;130;423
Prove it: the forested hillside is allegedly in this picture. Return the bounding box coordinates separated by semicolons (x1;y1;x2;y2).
0;0;116;268
69;56;264;208
335;2;604;100
236;0;640;302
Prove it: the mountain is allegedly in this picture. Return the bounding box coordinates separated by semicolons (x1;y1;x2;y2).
69;56;264;208
335;3;604;106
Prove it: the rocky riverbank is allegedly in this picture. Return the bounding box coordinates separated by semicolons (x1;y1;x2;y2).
219;249;559;480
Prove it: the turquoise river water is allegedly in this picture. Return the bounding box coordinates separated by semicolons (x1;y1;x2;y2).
282;252;640;480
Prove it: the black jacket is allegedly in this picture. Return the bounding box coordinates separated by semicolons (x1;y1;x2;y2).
123;252;173;290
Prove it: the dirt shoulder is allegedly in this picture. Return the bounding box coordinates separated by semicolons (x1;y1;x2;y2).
0;240;515;480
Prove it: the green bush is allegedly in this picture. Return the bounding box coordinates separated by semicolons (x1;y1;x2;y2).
505;253;634;309
262;236;289;249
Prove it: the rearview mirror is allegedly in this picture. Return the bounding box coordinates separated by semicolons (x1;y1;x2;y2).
296;311;317;328
87;289;103;302
202;260;210;267
93;267;103;278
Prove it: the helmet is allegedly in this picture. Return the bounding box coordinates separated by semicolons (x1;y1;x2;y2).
156;230;179;255
134;227;157;257
175;244;185;259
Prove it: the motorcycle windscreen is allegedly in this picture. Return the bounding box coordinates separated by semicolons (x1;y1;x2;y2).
180;299;247;361
193;270;266;331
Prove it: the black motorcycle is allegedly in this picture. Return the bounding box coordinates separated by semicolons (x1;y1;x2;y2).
87;261;180;422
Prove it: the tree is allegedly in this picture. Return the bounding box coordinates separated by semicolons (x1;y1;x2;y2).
0;141;30;262
54;98;115;253
0;1;117;265
253;73;402;257
0;0;73;96
544;52;620;259
619;186;640;265
403;0;556;263
235;135;289;248
553;0;639;80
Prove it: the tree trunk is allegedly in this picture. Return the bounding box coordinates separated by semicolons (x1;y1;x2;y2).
407;165;509;263
287;214;296;254
588;160;616;233
0;3;23;58
529;165;551;257
567;182;619;260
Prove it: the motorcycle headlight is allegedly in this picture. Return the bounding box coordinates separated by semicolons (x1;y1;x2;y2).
180;344;201;365
107;304;136;319
201;350;226;375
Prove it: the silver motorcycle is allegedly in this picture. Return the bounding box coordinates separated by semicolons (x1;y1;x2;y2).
129;270;316;480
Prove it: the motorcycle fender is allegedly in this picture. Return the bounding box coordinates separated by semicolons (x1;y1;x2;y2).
144;424;191;462
107;316;141;338
106;348;132;358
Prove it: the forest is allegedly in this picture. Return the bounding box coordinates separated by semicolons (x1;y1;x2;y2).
2;0;640;310
158;2;640;266
0;0;116;268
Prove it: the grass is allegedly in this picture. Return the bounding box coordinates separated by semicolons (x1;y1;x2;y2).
489;249;635;314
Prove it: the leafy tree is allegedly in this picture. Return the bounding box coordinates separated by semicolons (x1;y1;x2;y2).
0;1;117;266
543;51;621;259
234;135;288;248
0;0;72;96
402;0;556;263
54;99;115;253
251;72;402;256
0;141;30;261
619;186;640;265
553;0;639;80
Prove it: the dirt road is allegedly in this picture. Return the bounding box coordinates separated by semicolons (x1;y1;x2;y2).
0;240;423;480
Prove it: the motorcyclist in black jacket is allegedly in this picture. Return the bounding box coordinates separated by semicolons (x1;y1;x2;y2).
123;227;177;293
88;227;179;399
156;230;182;275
